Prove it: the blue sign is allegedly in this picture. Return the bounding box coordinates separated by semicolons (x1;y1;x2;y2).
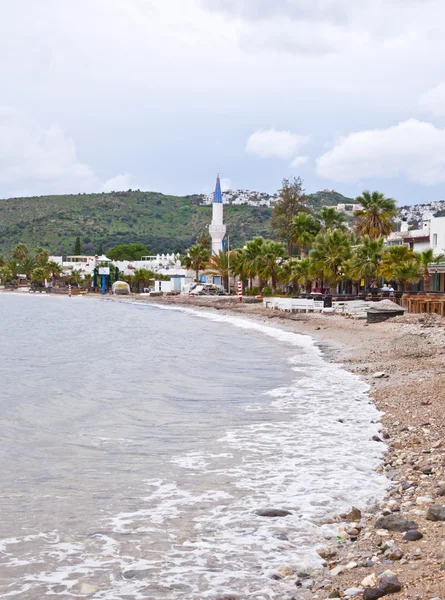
200;275;207;283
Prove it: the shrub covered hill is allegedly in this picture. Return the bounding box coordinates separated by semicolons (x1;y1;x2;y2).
0;188;353;255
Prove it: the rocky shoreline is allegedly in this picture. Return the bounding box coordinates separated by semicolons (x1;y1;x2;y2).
133;295;445;600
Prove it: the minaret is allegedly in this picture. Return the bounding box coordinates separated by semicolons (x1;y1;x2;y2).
209;173;227;254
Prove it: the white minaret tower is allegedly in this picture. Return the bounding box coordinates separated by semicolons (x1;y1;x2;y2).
209;173;227;255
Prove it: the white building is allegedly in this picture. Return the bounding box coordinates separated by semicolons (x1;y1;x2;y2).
49;255;97;276
208;174;227;254
386;216;445;291
336;202;361;214
386;221;431;253
49;253;188;281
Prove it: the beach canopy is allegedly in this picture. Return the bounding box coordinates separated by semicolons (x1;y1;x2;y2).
112;281;131;295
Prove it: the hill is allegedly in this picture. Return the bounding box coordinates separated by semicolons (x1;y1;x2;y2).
0;189;354;256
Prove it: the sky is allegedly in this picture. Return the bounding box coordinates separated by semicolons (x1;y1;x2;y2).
2;0;445;204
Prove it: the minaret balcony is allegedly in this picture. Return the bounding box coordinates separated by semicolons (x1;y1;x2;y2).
209;224;227;233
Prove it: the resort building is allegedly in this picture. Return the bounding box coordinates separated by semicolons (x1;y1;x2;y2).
386;215;445;291
49;255;97;276
386;221;431;253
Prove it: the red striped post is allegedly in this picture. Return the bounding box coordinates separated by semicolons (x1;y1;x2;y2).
68;284;72;297
237;281;243;302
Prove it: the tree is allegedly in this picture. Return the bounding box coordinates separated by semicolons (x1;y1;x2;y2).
310;229;352;288
0;255;5;267
12;243;29;262
6;259;19;279
293;258;314;294
46;260;63;285
82;274;93;289
132;268;153;292
106;243;148;261
380;246;421;290
181;244;210;282
196;231;212;253
280;258;314;294
416;249;444;291
206;250;230;291
35;247;50;266
256;240;286;292
270;177;308;252
318;206;347;231
97;242;104;255
74;237;82;255
0;266;14;285
66;269;82;287
30;267;47;285
291;213;321;257
243;237;266;288
20;257;36;279
229;248;249;292
354;191;397;239
277;258;310;294
348;236;385;283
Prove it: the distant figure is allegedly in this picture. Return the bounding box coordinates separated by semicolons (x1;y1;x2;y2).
388;284;395;292
381;283;390;291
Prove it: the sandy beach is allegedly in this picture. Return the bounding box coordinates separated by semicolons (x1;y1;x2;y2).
132;294;445;600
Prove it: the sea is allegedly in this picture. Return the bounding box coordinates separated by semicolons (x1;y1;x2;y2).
0;294;387;600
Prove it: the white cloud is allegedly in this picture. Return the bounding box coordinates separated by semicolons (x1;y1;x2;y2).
202;0;348;24
3;1;445;201
316;119;445;185
419;82;445;116
100;173;143;192
0;107;97;194
290;155;308;168
0;107;145;197
245;129;309;160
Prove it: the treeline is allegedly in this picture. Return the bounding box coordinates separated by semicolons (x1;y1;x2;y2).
185;180;439;294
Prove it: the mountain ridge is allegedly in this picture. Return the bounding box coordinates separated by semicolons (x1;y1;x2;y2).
0;188;353;255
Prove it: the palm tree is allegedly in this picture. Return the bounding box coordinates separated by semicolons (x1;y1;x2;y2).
354;191;397;239
291;213;321;257
0;266;13;285
46;260;63;285
229;248;249;292
20;257;36;279
380;246;422;291
30;267;47;286
11;243;29;263
66;269;83;287
319;206;347;231
280;258;313;295
310;229;352;289
206;250;230;291
35;247;50;266
243;237;265;288
181;244;210;282
6;259;20;280
133;268;153;293
416;249;444;291
256;240;286;292
349;236;385;283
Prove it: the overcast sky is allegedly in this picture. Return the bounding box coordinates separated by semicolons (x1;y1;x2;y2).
2;0;445;204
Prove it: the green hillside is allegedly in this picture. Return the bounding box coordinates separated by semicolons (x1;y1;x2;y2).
306;189;354;211
0;189;353;256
